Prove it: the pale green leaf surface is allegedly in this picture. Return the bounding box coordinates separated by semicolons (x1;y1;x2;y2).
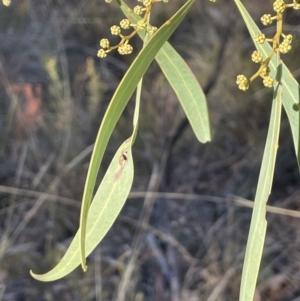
238;48;282;301
155;45;213;142
30;0;195;280
121;2;213;143
30;138;134;281
78;0;195;270
240;72;282;301
234;0;300;167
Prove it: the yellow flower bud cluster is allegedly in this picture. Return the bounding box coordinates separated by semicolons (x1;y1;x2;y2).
294;0;300;9
251;51;263;63
254;34;266;44
97;0;165;58
273;0;286;13
120;19;131;29
279;34;292;53
260;66;270;77
237;57;273;91
237;0;299;91
261;14;275;25
147;25;157;35
118;44;134;55
134;5;144;15
2;0;11;6
263;76;274;88
236;75;250;91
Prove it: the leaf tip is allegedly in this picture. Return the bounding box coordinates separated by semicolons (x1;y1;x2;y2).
29;269;39;280
82;264;88;272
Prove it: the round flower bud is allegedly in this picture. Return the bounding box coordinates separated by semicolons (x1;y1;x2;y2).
118;45;125;55
260;66;270;77
142;0;152;7
120;19;131;29
261;14;273;26
100;38;110;49
137;19;147;30
263;76;274;88
273;0;285;13
97;49;107;58
133;5;144;15
118;44;133;55
279;42;292;53
125;44;133;54
147;25;157;35
236;74;247;85
284;34;293;44
254;34;266;44
293;0;300;8
251;51;263;63
279;34;293;53
236;74;250;91
2;0;11;6
110;25;121;35
294;2;300;9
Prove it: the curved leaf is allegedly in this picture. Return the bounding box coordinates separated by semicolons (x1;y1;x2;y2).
121;1;213;143
155;45;213;142
31;0;195;280
234;0;300;167
78;0;195;270
30;137;134;281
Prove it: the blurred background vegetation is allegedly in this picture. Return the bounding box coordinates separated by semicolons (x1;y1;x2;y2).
0;0;300;300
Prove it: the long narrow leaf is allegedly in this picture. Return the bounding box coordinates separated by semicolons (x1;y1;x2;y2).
30;137;134;281
30;0;195;281
234;0;300;167
239;62;282;300
234;3;286;300
121;1;213;143
78;0;195;270
31;75;143;283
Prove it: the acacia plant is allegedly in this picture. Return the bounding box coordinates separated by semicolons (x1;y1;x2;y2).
2;0;299;300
